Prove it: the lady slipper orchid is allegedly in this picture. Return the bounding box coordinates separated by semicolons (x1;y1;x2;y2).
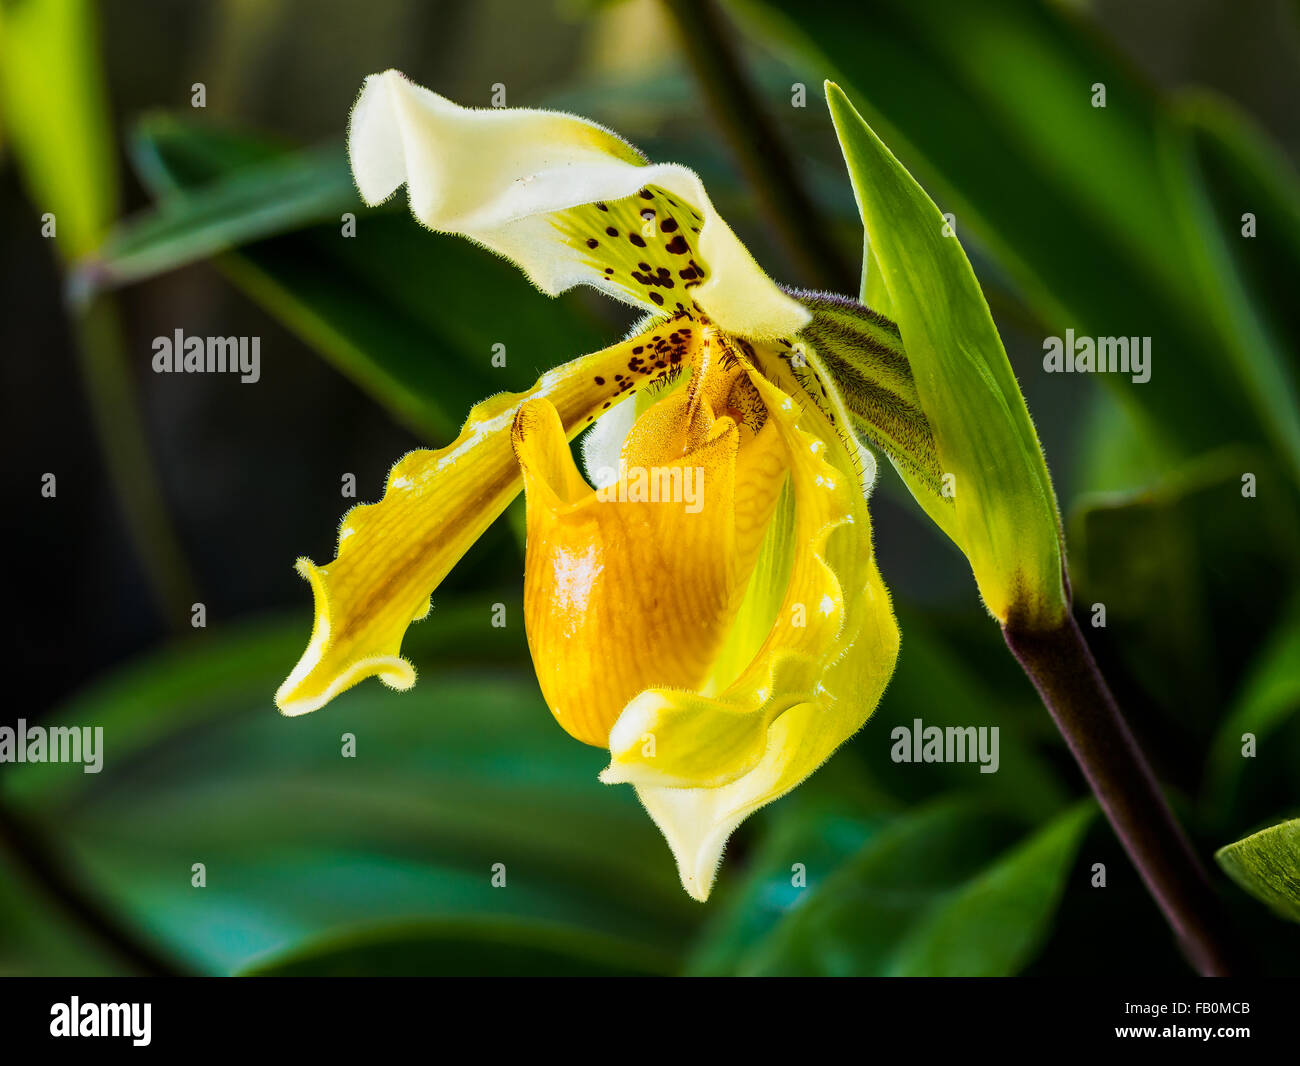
275;70;900;901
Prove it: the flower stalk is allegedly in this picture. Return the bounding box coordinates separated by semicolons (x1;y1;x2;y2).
1004;613;1242;976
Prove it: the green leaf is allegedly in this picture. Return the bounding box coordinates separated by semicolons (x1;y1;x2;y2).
888;802;1093;976
1205;595;1300;821
3;605;700;975
738;799;1091;976
3;600;524;809
242;918;673;976
1161;94;1300;482
73;142;357;296
826;83;1065;627
1216;819;1300;923
0;0;117;257
1072;387;1181;498
0;847;120;976
1069;448;1300;730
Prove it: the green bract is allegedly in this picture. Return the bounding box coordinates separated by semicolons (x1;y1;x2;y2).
825;82;1067;629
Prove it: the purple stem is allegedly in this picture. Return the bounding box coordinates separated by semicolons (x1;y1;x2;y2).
1003;613;1242;976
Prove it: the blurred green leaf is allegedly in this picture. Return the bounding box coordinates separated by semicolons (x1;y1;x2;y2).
74;142;356;295
0;848;119;976
106;116;612;441
3;600;526;809
3;604;700;975
1179;94;1300;358
888;802;1093;976
1072;387;1180;497
1206;595;1300;823
1069;448;1300;730
1216;818;1300;923
242;917;672;976
1163;94;1300;482
735;0;1287;474
735;799;1089;975
826;83;1065;626
0;0;116;257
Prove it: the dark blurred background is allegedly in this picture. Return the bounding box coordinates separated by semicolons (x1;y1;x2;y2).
3;0;1299;977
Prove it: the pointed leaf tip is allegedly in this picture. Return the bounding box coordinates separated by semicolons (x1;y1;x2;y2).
824;85;1066;628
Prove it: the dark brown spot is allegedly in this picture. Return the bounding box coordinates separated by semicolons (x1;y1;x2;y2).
605;226;618;237
661;218;678;232
594;376;605;385
665;235;690;255
649;292;664;305
586;238;599;249
629;233;646;247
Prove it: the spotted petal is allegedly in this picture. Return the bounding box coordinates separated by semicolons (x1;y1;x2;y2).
348;70;810;339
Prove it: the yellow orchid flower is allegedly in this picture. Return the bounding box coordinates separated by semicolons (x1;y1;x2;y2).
275;70;900;901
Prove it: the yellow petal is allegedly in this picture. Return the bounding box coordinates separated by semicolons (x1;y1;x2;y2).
275;327;690;716
348;70;809;339
604;360;900;901
513;338;788;747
